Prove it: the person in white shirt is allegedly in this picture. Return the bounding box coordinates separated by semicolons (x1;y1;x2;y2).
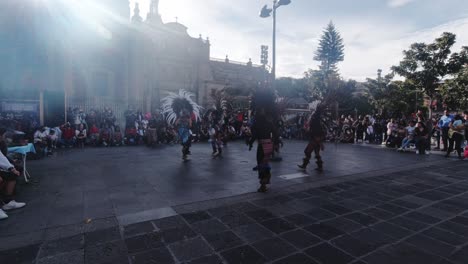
0;129;26;220
75;124;87;148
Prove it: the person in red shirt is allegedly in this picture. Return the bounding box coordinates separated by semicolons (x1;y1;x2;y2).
89;124;100;146
61;123;75;148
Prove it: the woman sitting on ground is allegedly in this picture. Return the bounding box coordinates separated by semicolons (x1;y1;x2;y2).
414;122;429;155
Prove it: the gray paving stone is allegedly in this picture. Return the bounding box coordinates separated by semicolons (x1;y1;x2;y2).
124;232;164;254
217;210;254;228
38;234;84;258
191;218;228;235
187;254;223;264
416;206;454;220
363;207;396;221
405;234;456;258
153;215;186;230
437;221;468;238
322;217;364;233
160;225;197;244
362;249;401;264
84;240;128;264
221;245;267;264
349;228;393;248
84;227;121;246
168;236;213;262
245;208;276;222
331;234;377;257
260;218;295;234
82;217;119;233
252;237;296;261
130;246;174;264
181;211;212;224
320;203;352;215
404;211;441;224
371;221;411;240
0;244;40;264
344;212;379;226
280;229;322;249
422;227;467;246
383;242;443;264
376;203;408;216
273;253;318;264
304;223;345;240
449;244;468;264
304;208;337;221
450;216;468;227
232;223;275;243
44;224;83;241
37;249;84;264
388;216;428;232
305;242;355;264
284;213;316;227
203;231;244;251
123;221;156;238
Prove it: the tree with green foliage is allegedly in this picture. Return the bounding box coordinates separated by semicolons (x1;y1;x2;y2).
314;21;345;77
440;66;468;110
364;70;420;116
391;32;468;118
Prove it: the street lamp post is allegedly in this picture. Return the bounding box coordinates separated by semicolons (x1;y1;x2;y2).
260;0;291;90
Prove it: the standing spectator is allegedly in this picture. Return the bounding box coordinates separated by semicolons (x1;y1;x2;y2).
414;122;429;155
433;115;441;150
464;111;468;144
438;110;453;151
385;119;397;146
445;114;465;159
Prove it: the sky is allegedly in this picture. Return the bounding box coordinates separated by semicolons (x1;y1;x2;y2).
128;0;468;81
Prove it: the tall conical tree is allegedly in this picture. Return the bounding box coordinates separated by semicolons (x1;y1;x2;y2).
314;21;345;76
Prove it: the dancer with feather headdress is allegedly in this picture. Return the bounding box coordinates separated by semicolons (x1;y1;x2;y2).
161;90;202;161
298;97;334;172
248;88;280;193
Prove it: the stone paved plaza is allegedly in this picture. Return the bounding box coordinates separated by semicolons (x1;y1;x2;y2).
0;141;467;263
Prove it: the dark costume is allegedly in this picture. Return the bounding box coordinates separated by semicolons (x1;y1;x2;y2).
249;115;277;192
298;107;327;171
249;88;279;193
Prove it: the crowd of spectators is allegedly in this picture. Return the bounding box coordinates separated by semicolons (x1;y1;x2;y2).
0;105;467;221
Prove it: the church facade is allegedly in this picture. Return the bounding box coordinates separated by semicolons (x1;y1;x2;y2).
0;0;268;125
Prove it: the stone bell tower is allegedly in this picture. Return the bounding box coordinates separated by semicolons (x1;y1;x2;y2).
146;0;162;25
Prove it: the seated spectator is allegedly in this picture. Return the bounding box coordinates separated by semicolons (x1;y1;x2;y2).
394;120;407;148
89;124;100;146
75;124;87;148
100;125;111;147
0;129;26;220
125;126;138;145
33;126;51;156
61;123;75;148
414;122;429;155
113;126;124;146
399;120;416;151
48;129;58;149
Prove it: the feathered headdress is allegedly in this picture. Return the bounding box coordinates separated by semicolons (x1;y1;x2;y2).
250;87;278;118
161;90;202;125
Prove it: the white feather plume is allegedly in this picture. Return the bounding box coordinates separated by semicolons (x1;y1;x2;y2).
161;90;202;125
